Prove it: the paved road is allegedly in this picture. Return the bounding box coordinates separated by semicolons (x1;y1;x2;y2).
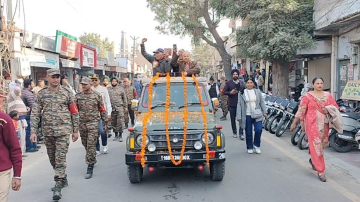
8;115;360;202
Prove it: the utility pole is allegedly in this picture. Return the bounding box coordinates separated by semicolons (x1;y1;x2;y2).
6;0;22;81
130;36;139;78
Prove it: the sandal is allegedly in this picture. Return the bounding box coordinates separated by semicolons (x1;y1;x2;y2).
318;173;327;182
309;158;316;171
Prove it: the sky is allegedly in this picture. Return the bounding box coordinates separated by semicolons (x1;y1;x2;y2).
4;0;231;54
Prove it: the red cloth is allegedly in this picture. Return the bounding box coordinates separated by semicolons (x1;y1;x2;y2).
0;111;22;177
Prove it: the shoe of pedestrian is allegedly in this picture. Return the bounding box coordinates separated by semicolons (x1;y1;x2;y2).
51;178;68;191
309;158;316;171
85;165;94;179
96;151;101;156
37;145;41;149
220;116;227;121
119;133;123;142
318;173;327;182
254;146;261;154
247;149;254;154
239;134;245;140
233;134;238;138
52;187;62;201
107;132;112;138
103;146;108;154
113;132;119;141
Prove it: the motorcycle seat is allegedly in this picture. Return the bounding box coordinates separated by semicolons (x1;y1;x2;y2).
342;112;360;121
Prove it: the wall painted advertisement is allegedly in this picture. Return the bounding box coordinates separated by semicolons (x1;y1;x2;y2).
80;44;97;68
54;30;80;59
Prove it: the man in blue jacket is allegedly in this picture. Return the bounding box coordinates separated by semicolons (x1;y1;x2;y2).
223;69;245;140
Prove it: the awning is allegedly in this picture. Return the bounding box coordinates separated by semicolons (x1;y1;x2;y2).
60;58;80;69
23;48;59;69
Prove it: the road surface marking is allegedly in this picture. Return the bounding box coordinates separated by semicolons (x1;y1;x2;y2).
263;136;360;202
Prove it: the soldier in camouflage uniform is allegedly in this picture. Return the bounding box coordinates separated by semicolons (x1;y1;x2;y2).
219;76;228;121
76;77;107;179
108;77;128;142
30;69;79;201
123;78;137;128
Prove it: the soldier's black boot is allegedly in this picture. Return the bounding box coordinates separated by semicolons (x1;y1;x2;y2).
220;113;227;121
118;132;123;142
125;123;128;129
113;132;119;141
52;183;62;201
85;165;94;179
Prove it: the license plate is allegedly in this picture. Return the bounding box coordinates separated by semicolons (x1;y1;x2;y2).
160;155;191;161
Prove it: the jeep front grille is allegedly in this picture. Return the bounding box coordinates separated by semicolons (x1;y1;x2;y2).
149;132;201;149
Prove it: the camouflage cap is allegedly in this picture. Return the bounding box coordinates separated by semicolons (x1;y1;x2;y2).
80;77;92;85
47;69;60;76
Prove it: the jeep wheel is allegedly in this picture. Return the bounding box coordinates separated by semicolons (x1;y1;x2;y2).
210;162;225;181
127;165;143;183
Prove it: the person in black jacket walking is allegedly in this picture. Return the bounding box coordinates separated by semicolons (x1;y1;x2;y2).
223;69;245;140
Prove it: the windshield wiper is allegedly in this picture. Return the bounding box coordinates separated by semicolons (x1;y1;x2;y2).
178;102;202;109
150;102;176;109
150;102;166;109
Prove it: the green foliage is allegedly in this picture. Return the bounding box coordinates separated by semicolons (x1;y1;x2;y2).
212;0;315;62
79;33;115;58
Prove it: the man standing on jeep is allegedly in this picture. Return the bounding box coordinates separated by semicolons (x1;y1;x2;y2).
140;38;172;76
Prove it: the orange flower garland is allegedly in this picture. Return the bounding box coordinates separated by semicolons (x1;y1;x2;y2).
140;73;160;168
163;72;188;165
192;74;210;167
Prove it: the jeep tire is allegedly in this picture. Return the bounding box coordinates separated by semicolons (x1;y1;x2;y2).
127;165;143;183
210;162;225;181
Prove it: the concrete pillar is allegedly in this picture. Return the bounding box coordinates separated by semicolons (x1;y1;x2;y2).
331;35;338;98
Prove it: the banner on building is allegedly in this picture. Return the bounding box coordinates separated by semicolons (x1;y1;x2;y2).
341;80;360;101
54;30;80;59
80;44;97;68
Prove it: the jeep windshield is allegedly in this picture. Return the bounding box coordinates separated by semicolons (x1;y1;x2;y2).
141;83;209;111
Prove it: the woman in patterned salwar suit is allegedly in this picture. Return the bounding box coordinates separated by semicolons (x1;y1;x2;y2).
290;78;338;182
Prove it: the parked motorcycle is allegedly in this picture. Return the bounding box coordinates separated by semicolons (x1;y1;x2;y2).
265;97;285;131
329;112;360;153
269;99;290;134
275;100;299;137
290;122;302;145
263;96;279;130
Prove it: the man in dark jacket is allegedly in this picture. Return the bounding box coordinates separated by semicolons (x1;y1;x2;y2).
0;111;22;201
140;38;171;76
21;79;38;152
223;69;245;140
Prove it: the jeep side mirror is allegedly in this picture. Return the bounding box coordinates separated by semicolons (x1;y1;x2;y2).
211;98;219;109
131;99;139;111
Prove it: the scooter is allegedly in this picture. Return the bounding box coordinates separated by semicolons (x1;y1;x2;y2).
329;112;360;153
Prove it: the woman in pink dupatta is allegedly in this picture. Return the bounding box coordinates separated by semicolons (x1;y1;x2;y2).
290;77;338;182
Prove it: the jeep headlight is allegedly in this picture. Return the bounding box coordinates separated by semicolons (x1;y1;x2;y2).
202;133;214;144
136;135;149;146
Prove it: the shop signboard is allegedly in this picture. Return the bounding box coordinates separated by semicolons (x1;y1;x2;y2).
30;50;59;69
341;80;360;101
54;30;80;59
80;44;97;68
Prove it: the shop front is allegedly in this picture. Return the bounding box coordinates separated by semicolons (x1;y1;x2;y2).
24;48;59;84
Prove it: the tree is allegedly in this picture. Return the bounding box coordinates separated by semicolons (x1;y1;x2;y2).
191;42;218;76
212;0;314;97
79;33;115;58
146;0;233;78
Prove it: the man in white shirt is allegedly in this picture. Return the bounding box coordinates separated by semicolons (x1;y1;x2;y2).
91;74;112;155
